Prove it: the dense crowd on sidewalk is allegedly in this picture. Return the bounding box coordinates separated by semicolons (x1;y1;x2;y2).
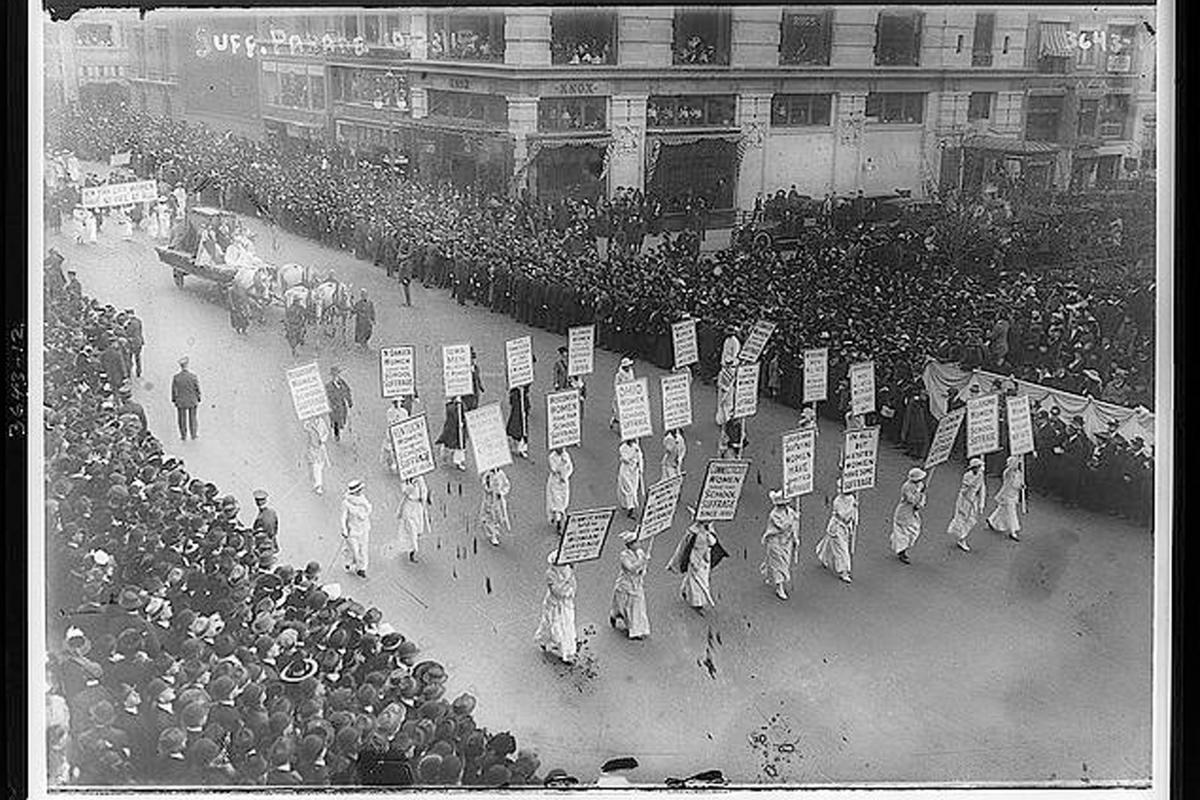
42;262;554;787
46;98;1155;523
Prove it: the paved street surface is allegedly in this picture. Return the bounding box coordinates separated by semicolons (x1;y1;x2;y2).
48;196;1152;786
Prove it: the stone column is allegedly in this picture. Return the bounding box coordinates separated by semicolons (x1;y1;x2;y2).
736;92;772;210
507;96;539;194
608;94;647;195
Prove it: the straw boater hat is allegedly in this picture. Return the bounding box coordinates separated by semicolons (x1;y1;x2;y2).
769;489;786;505
347;479;364;495
619;530;638;544
619;357;633;369
907;468;927;482
968;457;984;468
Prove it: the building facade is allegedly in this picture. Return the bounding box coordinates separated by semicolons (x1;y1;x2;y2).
45;9;137;110
112;6;1156;205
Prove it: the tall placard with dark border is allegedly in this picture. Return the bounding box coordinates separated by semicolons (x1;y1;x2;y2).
738;320;777;363
379;345;416;398
732;362;760;419
389;414;435;480
849;360;876;416
671;318;699;371
925;406;966;469
638;474;686;541
1006;394;1035;456
286;363;331;421
442;343;472;398
660;372;693;432
555;508;618;565
841;427;880;492
803;348;828;403
567;325;595;377
465;402;513;474
694;459;752;522
546;389;582;450
966;394;1001;458
616;377;653;440
781;427;817;499
505;336;534;389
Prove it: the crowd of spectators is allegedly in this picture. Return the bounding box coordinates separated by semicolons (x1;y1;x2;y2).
428;30;501;62
674;34;721;65
42;256;551;786
48;97;1155;521
550;34;613;65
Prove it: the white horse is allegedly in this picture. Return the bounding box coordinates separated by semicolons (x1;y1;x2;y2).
276;263;316;296
232;265;274;322
311;280;352;342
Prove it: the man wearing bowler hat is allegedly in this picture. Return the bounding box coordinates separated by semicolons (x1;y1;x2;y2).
170;356;201;441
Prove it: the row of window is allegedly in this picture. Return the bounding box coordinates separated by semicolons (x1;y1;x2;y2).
244;10;1139;70
78;64;124;79
262;63;326;111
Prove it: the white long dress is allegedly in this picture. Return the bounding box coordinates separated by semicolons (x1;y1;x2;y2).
679;524;716;609
85;211;98;243
611;546;651;638
611;366;635;423
715;335;740;426
947;468;987;542
890;480;926;553
534;563;577;662
617;441;644;511
816;492;858;575
760;504;800;587
987;463;1024;533
545;449;573;524
396;476;428;554
661;430;686;480
479;469;511;540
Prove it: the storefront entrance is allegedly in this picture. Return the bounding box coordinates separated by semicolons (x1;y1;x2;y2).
534;143;605;203
647;138;737;212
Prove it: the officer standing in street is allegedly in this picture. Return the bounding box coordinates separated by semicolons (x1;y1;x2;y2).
252;489;279;555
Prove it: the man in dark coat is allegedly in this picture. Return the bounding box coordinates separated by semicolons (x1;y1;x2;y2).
397;243;413;306
99;334;128;390
352;290;375;348
252;489;279;554
123;310;145;377
326;366;353;442
170;356;201;441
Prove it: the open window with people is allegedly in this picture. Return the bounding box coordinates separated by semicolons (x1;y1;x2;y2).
551;9;617;65
673;8;731;66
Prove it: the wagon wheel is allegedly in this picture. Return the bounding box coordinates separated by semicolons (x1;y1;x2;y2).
173;270;185;288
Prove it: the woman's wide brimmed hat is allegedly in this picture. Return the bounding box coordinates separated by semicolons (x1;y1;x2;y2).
907;468;927;481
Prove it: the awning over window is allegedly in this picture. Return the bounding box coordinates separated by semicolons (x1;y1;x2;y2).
1039;23;1074;57
963;134;1060;155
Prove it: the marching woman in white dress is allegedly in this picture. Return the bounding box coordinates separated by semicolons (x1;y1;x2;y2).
890;467;927;564
669;521;717;613
947;457;987;552
760;490;801;600
987;455;1025;541
144;201;159;238
545;447;573;534
85;208;99;244
617;438;644;519
610;530;651;639
72;206;88;244
479;467;511;546
816;477;858;582
395;474;429;563
610;357;636;430
715;325;740;427
156;200;172;241
117;206;134;240
661;428;686;481
380;399;408;474
534;552;578;664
